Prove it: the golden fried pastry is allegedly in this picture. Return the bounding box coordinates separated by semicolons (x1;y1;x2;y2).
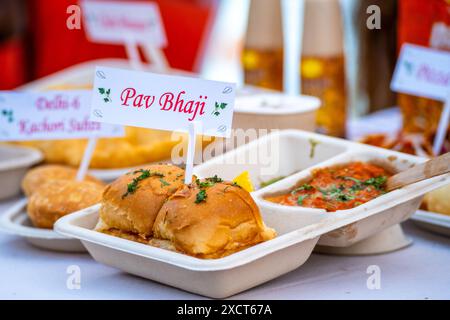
423;184;450;216
28;179;104;228
96;164;185;238
21;164;104;197
14;127;193;169
14;126;215;169
153;179;276;259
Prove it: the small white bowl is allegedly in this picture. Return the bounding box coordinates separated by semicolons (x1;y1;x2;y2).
233;93;320;132
0;198;86;252
0;145;43;200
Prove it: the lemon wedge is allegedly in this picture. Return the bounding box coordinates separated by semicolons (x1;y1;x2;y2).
232;171;255;192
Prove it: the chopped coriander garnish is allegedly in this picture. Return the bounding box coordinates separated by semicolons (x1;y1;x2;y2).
343;176;362;184
205;175;223;183
159;178;170;187
193;175;224;203
344;175;387;192
297;195;308;205
122;169;164;199
317;185;355;202
364;176;387;190
291;184;314;195
197;180;215;188
337;194;355;202
125;181;139;195
195;189;207;204
195;175;224;189
350;183;364;192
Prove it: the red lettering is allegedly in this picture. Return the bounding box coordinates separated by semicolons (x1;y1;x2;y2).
144;95;155;109
134;94;144;107
174;91;186;112
121;88;136;106
159;92;174;111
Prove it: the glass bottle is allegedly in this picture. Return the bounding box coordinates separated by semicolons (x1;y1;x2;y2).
242;0;283;91
301;0;347;137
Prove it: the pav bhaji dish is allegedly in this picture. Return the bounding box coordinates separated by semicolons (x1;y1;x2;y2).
96;164;276;259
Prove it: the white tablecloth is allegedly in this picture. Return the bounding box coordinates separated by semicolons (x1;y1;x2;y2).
1;108;449;300
0;196;449;300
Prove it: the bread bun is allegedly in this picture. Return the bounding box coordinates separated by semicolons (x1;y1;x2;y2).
97;164;185;238
28;179;104;228
22;164;104;196
153;180;276;259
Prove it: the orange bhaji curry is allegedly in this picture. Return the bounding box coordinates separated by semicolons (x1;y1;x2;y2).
264;162;391;212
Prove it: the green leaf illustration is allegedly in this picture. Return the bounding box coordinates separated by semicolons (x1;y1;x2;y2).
212;101;227;116
98;88;112;103
1;109;14;123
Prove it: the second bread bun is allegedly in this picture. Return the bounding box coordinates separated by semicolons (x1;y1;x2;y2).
153;179;276;259
97;164;185;238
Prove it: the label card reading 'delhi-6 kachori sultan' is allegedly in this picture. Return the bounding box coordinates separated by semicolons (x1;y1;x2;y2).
0;90;124;141
90;67;236;138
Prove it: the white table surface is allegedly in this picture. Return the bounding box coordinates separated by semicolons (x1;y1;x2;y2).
1;108;449;300
0;196;449;300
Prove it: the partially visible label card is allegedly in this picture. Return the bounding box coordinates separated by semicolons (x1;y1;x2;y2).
81;0;167;47
90;67;236;137
391;44;450;101
0;90;124;141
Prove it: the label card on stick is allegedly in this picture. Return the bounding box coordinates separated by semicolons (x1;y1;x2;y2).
391;44;450;155
80;0;167;47
90;66;236;183
81;0;168;70
0;90;124;141
90;66;236;137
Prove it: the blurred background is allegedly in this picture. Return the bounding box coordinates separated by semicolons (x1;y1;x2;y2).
0;0;449;154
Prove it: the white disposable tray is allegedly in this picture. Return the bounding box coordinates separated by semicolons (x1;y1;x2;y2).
412;209;450;238
54;130;450;298
0;198;85;252
0;145;42;200
55;204;321;298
